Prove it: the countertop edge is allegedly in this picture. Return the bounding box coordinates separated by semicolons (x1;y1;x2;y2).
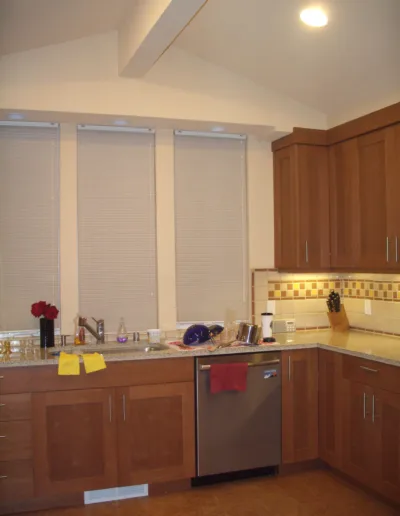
1;338;400;368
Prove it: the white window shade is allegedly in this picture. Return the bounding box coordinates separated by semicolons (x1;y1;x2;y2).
174;134;248;322
0;124;60;332
77;128;157;333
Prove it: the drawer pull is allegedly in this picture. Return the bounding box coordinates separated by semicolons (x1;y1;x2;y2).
360;366;379;373
0;476;7;480
0;376;3;379
0;404;5;407
0;436;6;438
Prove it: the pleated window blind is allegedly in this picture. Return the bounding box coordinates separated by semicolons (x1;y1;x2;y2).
174;133;248;323
0;124;60;332
77;127;157;332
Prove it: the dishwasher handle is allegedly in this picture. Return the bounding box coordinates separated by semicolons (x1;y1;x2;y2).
199;358;280;371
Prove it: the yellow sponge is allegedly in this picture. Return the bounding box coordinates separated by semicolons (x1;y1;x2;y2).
82;353;107;374
58;352;80;375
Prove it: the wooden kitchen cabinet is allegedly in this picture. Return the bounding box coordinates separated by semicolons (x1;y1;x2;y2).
341;381;375;487
274;144;330;270
32;388;118;495
373;387;400;504
329;139;361;268
274;146;298;269
117;382;195;486
318;350;343;468
281;349;318;463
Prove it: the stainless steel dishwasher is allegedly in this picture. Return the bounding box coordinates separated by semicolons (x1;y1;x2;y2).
196;352;281;477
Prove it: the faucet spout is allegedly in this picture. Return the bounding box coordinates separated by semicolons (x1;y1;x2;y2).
79;317;105;344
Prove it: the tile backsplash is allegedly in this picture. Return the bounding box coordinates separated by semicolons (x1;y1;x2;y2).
252;270;400;336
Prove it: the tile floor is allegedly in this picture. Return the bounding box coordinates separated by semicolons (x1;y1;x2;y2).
22;470;398;516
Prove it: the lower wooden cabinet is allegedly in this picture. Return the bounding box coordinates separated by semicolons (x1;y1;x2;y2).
342;381;375;487
318;349;343;468
117;382;195;486
32;388;118;495
373;387;400;504
282;349;318;464
31;382;195;496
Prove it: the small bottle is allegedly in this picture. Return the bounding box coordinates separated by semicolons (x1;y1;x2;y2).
74;315;82;345
117;317;128;343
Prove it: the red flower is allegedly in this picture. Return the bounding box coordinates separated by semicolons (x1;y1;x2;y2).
31;301;48;318
44;305;59;320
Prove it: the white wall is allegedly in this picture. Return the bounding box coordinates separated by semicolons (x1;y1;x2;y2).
0;32;327;133
0;32;328;333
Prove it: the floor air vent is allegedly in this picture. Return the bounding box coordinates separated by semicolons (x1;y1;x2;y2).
84;484;148;504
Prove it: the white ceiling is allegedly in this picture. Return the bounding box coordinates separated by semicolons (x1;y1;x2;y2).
175;0;400;122
1;0;399;123
0;0;132;55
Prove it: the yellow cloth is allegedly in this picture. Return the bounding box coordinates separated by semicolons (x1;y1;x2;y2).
82;353;107;374
58;352;80;376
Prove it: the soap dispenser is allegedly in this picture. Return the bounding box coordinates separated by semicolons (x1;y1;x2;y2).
117;317;128;343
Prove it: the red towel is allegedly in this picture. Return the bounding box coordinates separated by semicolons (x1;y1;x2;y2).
210;363;248;394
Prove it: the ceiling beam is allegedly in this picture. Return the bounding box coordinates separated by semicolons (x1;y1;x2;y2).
118;0;207;78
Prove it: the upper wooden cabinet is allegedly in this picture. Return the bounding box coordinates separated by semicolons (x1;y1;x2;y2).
274;144;330;270
329;124;400;270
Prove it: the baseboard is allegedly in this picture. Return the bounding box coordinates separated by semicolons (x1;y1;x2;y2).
279;458;327;476
148;478;191;497
0;492;83;515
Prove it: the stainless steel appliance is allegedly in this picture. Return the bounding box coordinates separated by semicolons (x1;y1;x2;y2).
196;352;281;476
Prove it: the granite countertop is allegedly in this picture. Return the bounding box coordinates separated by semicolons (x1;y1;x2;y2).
1;329;400;368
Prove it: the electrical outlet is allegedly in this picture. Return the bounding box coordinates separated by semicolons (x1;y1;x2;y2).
364;299;372;315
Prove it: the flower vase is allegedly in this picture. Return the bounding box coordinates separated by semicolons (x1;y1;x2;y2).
40;318;55;348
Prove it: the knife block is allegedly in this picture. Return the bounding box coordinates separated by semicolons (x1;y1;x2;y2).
327;304;349;332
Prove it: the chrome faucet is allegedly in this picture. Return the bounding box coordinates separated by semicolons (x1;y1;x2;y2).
78;317;105;344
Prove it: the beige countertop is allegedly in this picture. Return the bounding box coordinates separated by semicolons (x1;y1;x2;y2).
1;329;400;368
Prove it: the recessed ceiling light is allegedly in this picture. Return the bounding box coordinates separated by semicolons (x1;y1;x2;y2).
8;113;24;121
300;7;328;27
211;126;225;132
114;119;128;126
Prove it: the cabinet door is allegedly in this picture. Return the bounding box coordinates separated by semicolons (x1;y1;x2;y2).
318;350;343;468
32;389;118;495
117;382;195;486
329;139;361;267
297;145;330;269
273;146;299;269
358;130;390;269
342;381;375;487
385;123;400;268
282;349;318;463
373;388;400;504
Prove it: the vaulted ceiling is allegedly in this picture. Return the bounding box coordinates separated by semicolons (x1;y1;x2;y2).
1;0;399;125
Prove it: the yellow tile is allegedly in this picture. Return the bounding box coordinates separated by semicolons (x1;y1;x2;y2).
293;283;300;290
274;291;281;298
311;289;318;297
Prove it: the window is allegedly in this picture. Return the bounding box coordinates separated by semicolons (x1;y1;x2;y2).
77;127;157;332
174;133;248;323
0;123;60;332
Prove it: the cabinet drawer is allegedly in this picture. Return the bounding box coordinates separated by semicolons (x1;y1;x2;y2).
0;460;34;502
342;354;400;394
0;421;32;460
0;393;32;421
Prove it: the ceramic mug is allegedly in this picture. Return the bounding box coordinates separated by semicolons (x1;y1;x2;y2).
147;329;161;343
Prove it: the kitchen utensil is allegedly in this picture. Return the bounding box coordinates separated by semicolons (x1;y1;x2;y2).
261;312;273;340
183;324;211;345
327;290;341;312
236;323;261;345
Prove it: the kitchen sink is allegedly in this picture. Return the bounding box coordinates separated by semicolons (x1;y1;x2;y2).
95;343;171;354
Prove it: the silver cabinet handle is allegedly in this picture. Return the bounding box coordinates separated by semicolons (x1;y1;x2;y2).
288;355;291;382
108;395;112;423
363;392;366;419
0;436;6;438
0;404;5;407
372;395;375;423
199;359;280;371
396;237;398;263
360;366;379;373
386;236;389;262
0;376;4;379
305;241;309;263
0;476;7;480
122;394;126;422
